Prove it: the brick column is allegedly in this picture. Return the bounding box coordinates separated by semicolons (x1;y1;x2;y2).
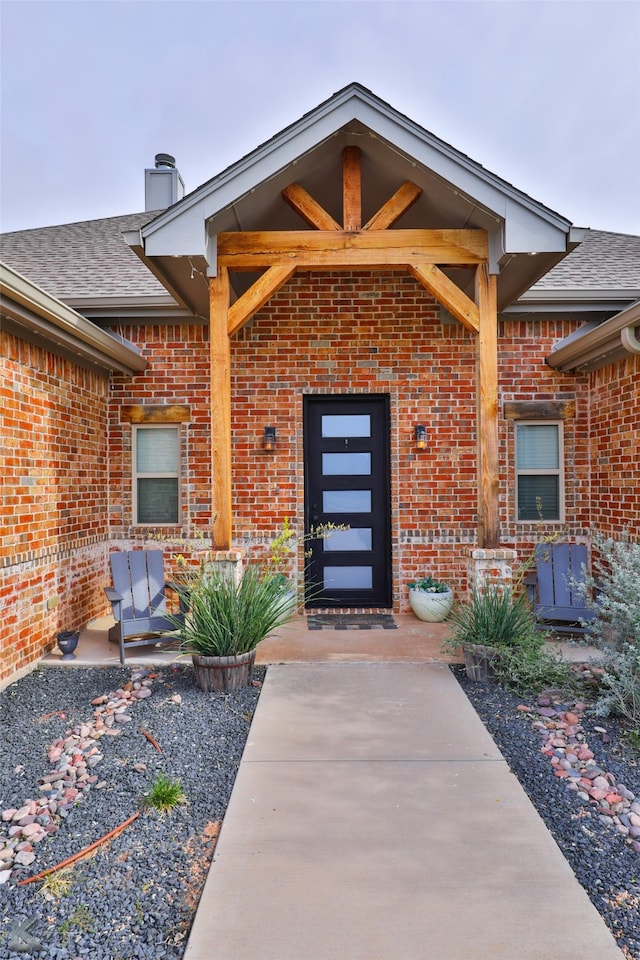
467;548;517;596
201;549;245;585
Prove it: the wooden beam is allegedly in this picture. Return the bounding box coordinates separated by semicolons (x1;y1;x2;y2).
209;269;232;549
218;229;488;269
503;400;576;420
408;262;479;333
342;146;361;231
120;404;191;423
282;184;342;231
475;264;500;549
228;265;296;336
364;181;422;230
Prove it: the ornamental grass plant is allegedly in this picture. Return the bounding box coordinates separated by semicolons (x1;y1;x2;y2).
443;584;575;693
176;561;297;658
445;586;537;651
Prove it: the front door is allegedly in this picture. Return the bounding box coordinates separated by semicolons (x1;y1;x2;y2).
303;395;391;607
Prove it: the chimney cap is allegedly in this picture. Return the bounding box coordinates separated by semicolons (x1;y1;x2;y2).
154;153;176;169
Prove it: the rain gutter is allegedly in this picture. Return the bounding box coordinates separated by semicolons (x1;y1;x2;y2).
545;299;640;372
0;261;147;375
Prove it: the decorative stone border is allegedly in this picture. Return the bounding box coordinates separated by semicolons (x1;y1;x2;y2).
0;671;155;884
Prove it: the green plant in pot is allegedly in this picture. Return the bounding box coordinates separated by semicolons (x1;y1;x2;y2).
442;585;571;690
407;576;454;623
175;562;297;693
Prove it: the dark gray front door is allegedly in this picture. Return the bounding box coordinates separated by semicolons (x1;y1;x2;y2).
303;395;391;607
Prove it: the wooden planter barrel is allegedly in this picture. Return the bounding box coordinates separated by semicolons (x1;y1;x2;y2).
191;650;256;693
463;643;499;682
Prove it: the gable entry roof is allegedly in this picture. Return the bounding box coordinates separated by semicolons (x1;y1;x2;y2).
127;83;584;319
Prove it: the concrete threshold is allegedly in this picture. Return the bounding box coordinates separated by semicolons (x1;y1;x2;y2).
184;662;623;960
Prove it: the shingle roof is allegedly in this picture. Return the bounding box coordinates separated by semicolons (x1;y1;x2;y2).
1;213;638;306
0;211;168;300
532;229;640;291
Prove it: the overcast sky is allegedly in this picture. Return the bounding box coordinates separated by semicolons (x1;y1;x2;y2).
1;0;639;236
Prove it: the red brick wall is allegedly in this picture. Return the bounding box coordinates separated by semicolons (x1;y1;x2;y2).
1;331;109;679
589;352;640;539
107;323;212;545
105;274;603;612
4;271;632;680
235;274;593;607
232;270;478;606
499;317;592;565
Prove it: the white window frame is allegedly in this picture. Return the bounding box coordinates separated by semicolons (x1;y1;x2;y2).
132;424;181;527
515;420;565;523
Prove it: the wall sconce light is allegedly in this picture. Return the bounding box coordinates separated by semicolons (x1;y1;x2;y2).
414;424;427;450
263;425;277;451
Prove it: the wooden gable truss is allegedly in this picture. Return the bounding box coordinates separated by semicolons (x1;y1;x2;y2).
209;147;498;552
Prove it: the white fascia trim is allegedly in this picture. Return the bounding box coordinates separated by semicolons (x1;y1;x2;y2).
140;86;573;261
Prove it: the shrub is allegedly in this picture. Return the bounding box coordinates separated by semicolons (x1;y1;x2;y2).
444;585;576;694
177;561;297;657
492;639;576;694
144;772;186;813
445;587;537;650
579;532;640;723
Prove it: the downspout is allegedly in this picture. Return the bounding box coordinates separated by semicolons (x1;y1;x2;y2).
621;324;640;354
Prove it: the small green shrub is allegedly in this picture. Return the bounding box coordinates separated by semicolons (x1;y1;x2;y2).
445;584;577;694
492;639;576;694
408;576;450;594
578;532;640;723
445;587;537;651
144;772;186;812
581;531;640;650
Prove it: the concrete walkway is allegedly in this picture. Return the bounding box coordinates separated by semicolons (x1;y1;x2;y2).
184;661;623;960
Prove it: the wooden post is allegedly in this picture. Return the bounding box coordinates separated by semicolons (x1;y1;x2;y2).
342;146;362;231
475;264;500;548
209;269;232;548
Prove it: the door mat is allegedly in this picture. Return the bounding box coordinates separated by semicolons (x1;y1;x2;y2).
307;614;397;630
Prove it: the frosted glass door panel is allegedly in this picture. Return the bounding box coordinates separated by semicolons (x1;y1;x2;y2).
323;566;373;589
323;528;372;552
323;490;371;513
321;415;371;437
322;453;371;475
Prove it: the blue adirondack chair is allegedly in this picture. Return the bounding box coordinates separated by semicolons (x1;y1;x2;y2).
527;542;596;635
105;550;188;664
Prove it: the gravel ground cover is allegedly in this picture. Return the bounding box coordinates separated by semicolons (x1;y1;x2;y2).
1;661;639;959
455;664;640;959
0;664;263;960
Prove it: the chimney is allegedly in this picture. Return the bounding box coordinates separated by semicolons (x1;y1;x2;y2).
144;153;185;211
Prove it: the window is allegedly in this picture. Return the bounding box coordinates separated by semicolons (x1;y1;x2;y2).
515;421;563;521
133;425;180;525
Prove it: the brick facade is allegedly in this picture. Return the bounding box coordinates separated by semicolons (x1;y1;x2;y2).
107;271;595;612
3;269;636;680
1;331;110;680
